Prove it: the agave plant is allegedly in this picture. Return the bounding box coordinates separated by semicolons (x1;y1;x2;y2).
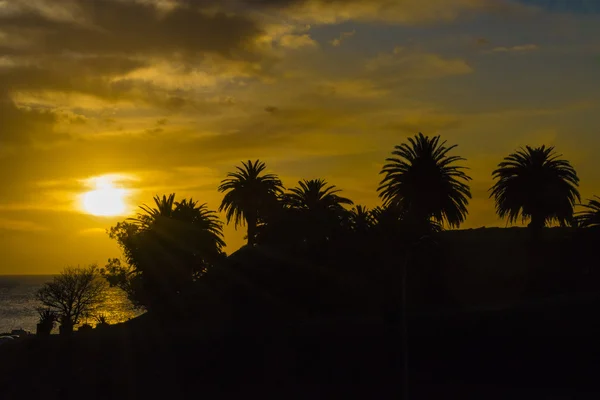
95;314;110;328
36;308;57;337
37;308;57;327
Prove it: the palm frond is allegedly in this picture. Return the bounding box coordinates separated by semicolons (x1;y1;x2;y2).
286;178;354;211
218;159;284;229
377;132;471;229
490;145;580;228
576;196;600;228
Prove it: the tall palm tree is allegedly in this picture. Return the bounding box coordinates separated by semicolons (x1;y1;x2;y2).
378;133;471;229
576;196;600;228
218;160;283;246
490;145;580;232
285;178;353;212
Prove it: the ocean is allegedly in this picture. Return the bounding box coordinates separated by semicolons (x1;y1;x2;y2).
0;275;141;334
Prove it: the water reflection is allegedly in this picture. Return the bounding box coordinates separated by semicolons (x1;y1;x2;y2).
0;276;143;334
82;287;144;326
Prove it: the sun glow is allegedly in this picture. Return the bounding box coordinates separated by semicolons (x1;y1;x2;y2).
81;176;129;217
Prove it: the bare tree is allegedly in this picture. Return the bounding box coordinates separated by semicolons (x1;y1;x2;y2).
36;265;108;334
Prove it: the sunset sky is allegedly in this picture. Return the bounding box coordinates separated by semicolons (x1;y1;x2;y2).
1;0;599;274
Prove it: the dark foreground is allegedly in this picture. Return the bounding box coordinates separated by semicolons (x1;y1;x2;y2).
1;297;600;400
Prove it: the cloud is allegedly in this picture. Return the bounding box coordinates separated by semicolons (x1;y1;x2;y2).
77;227;107;236
0;94;64;144
279;33;318;49
381;113;464;133
490;44;540;53
247;0;533;24
330;30;356;47
316;79;389;99
366;47;473;80
0;218;48;232
0;1;263;59
0;0;276;146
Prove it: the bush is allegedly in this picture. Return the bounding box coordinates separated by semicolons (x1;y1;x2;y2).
36;309;57;337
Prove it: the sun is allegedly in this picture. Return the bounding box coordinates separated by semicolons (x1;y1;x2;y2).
81;176;129;217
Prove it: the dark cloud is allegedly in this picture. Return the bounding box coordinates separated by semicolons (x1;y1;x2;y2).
0;0;264;59
0;0;273;146
0;95;63;145
0;57;148;94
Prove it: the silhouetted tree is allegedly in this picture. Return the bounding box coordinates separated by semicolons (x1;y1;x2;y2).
577;196;600;228
218;160;284;246
109;194;225;312
256;179;353;253
36;265;107;335
285;178;353;212
490;145;580;234
378;133;471;234
285;179;353;244
348;205;375;235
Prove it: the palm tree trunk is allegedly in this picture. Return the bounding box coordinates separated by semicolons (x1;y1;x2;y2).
247;214;257;246
529;213;545;241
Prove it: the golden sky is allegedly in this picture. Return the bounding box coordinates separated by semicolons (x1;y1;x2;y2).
1;0;599;274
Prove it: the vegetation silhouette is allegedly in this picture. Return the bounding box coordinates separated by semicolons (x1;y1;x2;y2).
378;132;471;236
490;145;580;236
35;309;57;337
36;265;107;335
285;178;353;211
218;160;284;246
9;134;600;399
348;205;375;236
577;196;600;228
108;193;225;314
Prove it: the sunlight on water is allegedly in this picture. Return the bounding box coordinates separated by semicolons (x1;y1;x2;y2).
0;276;143;334
81;286;143;326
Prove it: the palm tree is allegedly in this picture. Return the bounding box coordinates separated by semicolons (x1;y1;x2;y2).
576;196;600;228
285;179;353;212
130;193;225;256
378;133;471;230
218;160;284;246
172;198;226;251
116;193;225;311
490;145;580;232
132;193;177;227
348;205;374;235
283;179;353;246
